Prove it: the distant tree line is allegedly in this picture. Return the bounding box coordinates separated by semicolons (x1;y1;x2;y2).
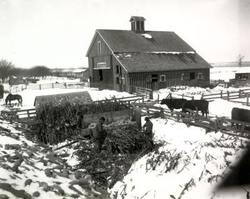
0;59;51;82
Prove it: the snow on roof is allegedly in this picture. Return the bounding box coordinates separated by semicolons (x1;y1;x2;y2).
115;53;132;59
235;67;250;74
148;51;196;54
141;33;152;39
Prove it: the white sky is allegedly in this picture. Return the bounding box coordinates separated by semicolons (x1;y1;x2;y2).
0;0;249;68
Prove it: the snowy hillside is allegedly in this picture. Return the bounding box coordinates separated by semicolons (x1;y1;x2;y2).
110;118;249;199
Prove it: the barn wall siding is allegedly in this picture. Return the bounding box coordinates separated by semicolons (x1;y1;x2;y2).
128;69;210;91
112;58;129;92
88;33;115;90
88;33;111;57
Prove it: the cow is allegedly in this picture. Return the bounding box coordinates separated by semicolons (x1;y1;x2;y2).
182;100;209;117
160;98;187;112
231;108;250;131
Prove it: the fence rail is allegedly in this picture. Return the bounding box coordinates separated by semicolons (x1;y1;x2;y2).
174;88;250;106
8;95;144;121
134;86;153;99
9;82;88;93
133;103;250;138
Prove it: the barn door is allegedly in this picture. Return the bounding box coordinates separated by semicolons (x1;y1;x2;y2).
151;74;159;90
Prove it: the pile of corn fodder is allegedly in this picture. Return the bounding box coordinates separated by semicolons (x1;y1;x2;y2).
75;122;156;190
33;100;129;144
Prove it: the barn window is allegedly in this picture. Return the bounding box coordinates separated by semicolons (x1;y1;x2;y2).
160;74;166;82
181;73;185;81
97;41;102;55
237;73;248;80
99;70;103;81
116;65;119;74
151;74;158;82
197;72;204;80
190;72;195;80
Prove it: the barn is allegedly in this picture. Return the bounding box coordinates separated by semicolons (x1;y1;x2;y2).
86;16;211;92
230;69;250;87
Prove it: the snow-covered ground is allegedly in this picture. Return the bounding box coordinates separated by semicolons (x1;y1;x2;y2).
1;74;250;198
1;87;132;110
110;118;249;199
210;66;250;82
154;85;250;101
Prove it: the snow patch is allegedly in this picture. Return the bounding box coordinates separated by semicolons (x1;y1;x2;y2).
141;33;152;39
148;51;195;54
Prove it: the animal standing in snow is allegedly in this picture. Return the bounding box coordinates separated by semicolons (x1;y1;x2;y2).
160;98;187;112
0;84;3;99
182;100;209;117
5;93;23;106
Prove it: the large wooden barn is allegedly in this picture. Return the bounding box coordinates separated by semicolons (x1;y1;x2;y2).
86;16;211;92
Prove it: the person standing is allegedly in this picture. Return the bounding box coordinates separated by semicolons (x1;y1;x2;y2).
143;117;154;147
92;117;107;152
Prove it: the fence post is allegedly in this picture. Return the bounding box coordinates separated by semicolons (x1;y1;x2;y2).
52;83;54;89
39;84;41;90
227;91;230;101
182;94;184;99
27;110;30;119
192;96;194;100
220;90;223;98
239;89;242;98
247;94;249;106
201;93;204;99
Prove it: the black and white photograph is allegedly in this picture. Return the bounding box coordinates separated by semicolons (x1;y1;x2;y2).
0;0;250;198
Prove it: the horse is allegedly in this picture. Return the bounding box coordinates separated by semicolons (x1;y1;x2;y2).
5;94;23;106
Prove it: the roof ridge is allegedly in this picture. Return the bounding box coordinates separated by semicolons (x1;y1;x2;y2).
97;29;175;33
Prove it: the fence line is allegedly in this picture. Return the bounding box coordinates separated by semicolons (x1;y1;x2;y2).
175;88;250;106
9;82;89;93
134;86;153;99
134;103;250;138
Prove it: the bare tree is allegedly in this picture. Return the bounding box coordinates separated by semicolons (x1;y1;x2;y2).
0;59;14;82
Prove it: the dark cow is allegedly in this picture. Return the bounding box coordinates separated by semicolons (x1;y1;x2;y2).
231;108;250;130
161;98;187;112
182;100;209;117
5;94;22;106
0;84;3;99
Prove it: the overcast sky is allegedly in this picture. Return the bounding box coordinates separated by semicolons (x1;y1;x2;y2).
0;0;249;68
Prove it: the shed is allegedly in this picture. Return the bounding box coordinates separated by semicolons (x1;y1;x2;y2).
34;91;92;108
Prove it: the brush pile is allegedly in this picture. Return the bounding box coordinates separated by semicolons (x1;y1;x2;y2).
34;100;129;144
75;122;155;189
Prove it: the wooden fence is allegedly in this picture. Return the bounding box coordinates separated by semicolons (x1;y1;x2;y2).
6;95;144;121
10;82;88;93
171;88;250;106
134;86;153;99
132;103;250;138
